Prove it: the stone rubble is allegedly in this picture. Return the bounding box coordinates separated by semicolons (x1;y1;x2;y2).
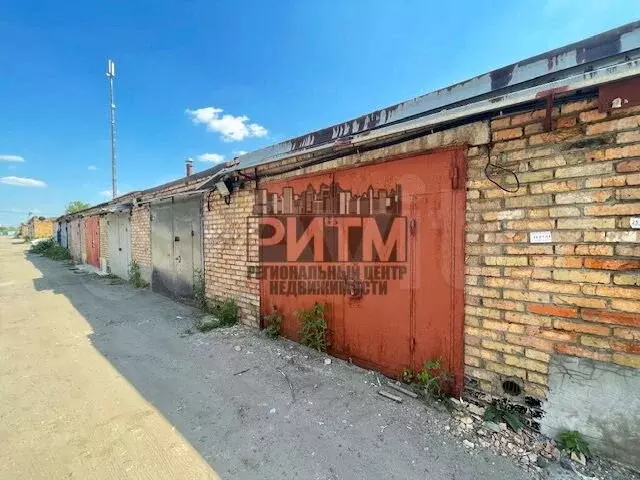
445;397;559;476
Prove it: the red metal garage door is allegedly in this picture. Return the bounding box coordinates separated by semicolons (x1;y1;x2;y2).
85;216;101;269
257;148;465;393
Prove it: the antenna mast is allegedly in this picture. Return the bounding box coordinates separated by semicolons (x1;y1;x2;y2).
106;59;117;199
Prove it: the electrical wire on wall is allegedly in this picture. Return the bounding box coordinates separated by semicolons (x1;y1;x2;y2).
484;152;520;193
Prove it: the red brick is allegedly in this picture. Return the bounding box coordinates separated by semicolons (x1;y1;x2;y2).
492;127;523;141
555;116;577;128
611;341;640;354
555;344;612;362
616;159;640;173
538;329;578;343
553;319;610;336
505;333;554;352
584;258;640;270
527;304;578;318
582;309;640;327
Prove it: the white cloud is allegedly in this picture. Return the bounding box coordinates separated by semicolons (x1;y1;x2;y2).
99;189;121;198
0;155;25;162
185;107;268;142
233;150;248;157
197;153;225;164
88;165;97;171
0;176;46;187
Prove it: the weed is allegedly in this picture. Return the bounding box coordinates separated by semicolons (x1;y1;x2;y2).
128;260;149;288
557;430;591;458
415;358;451;400
193;269;209;310
30;237;71;261
213;298;239;326
483;399;526;431
265;308;283;339
297;303;327;352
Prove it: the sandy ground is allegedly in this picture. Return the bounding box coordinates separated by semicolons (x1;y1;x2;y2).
0;237;533;479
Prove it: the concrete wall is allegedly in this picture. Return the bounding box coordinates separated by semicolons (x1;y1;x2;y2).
542;354;640;467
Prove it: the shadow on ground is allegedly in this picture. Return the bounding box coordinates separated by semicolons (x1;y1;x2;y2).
28;253;533;480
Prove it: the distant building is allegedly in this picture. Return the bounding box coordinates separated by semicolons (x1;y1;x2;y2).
26;216;54;239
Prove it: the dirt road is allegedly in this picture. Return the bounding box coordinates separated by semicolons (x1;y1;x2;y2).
0;238;532;479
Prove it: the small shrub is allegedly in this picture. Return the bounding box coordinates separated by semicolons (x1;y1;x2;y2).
30;237;55;254
128;260;149;288
483;399;526;431
415;358;451;399
265;308;283;339
30;237;70;261
214;298;238;326
298;303;327;352
557;430;591;458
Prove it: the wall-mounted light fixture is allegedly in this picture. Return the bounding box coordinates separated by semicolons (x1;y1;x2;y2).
216;178;233;205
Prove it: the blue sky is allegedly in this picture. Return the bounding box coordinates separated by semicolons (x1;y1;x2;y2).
0;1;637;226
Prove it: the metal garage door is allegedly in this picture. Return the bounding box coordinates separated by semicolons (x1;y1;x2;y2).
60;222;68;249
85;216;101;269
68;219;82;263
258;148;466;393
151;197;203;298
107;213;132;280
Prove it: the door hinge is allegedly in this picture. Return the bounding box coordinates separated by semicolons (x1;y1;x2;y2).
409;218;417;236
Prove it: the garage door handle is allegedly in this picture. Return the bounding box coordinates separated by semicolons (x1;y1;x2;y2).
175;236;180;242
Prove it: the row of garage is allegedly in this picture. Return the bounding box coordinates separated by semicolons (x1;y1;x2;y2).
53;170;214;301
56;209;133;280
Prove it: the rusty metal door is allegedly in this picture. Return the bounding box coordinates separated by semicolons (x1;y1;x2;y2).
409;150;466;394
257;172;339;345
258;148;465;391
85;216;100;268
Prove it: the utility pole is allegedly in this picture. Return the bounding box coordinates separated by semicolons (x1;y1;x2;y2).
106;59;117;199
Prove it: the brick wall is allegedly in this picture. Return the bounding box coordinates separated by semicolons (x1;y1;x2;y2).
203;188;260;326
131;205;151;282
28;218;54;239
204;94;639;403
464;98;640;400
